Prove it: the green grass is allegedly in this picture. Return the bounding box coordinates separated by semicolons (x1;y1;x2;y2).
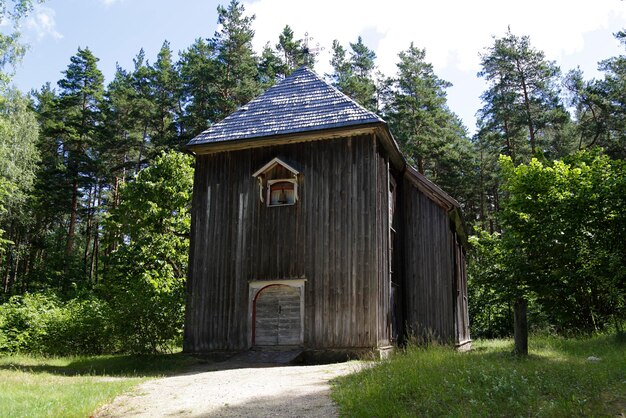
332;334;626;417
0;353;199;418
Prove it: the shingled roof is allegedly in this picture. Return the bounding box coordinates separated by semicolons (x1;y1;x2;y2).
186;66;384;147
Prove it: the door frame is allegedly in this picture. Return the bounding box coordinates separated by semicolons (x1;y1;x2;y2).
248;279;306;348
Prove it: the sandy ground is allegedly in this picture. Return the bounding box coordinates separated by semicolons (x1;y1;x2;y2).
94;360;360;418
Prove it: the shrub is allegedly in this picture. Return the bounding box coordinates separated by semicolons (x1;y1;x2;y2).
103;151;192;353
0;293;116;355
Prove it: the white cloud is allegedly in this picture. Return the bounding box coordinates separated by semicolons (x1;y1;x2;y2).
25;6;63;41
244;0;626;132
246;0;625;75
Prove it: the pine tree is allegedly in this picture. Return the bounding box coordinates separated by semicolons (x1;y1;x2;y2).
328;37;378;111
276;25;306;76
566;30;626;159
56;47;104;267
128;48;156;172
477;29;570;160
178;38;218;138
385;43;452;174
150;41;182;152
258;42;283;88
210;0;259;120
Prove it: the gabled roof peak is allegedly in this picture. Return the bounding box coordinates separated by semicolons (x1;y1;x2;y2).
187;66;384;147
252;157;299;178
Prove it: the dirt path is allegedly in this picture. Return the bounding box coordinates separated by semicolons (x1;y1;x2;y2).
95;360;360;418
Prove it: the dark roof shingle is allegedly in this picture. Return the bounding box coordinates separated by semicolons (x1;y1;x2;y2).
187;67;384;146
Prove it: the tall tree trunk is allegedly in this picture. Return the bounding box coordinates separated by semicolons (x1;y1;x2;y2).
516;59;536;154
65;176;79;260
493;182;501;233
503;117;515;163
10;243;19;296
3;222;16;294
90;233;99;284
19;249;28;293
89;183;102;283
24;240;38;294
136;125;148;174
2;251;11;294
417;156;424;174
479;149;486;229
514;297;528;355
83;185;94;272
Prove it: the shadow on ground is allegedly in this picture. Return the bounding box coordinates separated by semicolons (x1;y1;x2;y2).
0;349;338;377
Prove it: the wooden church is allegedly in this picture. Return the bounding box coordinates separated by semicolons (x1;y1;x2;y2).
184;67;470;355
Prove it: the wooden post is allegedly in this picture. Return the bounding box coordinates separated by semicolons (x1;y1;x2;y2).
514;297;528;355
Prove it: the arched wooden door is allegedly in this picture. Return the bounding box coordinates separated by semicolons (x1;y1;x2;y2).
253;285;302;346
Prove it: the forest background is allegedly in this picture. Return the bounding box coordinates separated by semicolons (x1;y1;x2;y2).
0;0;624;354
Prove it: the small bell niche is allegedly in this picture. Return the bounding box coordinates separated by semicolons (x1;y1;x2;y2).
252;157;299;207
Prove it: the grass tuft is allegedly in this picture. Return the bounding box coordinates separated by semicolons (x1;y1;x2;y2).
332;334;626;417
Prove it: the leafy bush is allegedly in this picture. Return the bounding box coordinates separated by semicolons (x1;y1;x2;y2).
103;151;192;353
0;152;193;356
468;230;550;338
0;293;115;355
0;293;57;352
469;150;626;337
500;151;626;333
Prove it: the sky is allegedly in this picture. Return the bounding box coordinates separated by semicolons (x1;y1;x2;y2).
9;0;626;134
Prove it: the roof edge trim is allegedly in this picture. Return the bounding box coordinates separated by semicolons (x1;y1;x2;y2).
186;123;382;155
252;157;300;178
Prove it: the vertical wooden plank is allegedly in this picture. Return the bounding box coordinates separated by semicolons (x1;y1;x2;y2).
349;137;357;346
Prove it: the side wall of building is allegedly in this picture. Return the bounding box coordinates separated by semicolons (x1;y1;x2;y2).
397;176;457;343
184;134;391;352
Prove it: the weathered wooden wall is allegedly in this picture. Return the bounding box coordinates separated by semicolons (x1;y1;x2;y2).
397;176;457;343
454;237;470;345
184;134;391;352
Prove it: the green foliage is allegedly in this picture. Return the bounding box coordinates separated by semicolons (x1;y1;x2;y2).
257;25;312;86
499;150;626;332
477;29;571;160
211;0;259;119
178;1;259;137
467;230;510;337
332;335;626;417
178;38;218;137
382;43;479;214
104;151;193;353
0;0;44;86
565;30;626;159
0;88;39;255
0;88;39;204
56;47;105;264
276;25;308;75
151;41;182;151
468;230;550;338
328;36;378;111
0;292;115;355
385;44;455;174
0;152;193;356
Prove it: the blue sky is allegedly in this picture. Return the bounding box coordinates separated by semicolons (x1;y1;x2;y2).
11;0;626;134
